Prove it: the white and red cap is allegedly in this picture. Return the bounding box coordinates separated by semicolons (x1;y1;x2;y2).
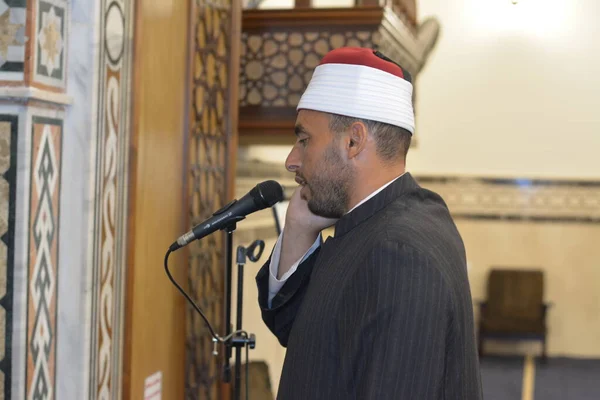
297;47;414;134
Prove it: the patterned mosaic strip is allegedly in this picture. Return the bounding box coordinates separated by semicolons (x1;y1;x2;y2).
89;0;132;398
419;176;600;224
26;116;62;400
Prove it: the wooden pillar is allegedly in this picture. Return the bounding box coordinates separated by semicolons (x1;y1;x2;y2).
123;0;190;398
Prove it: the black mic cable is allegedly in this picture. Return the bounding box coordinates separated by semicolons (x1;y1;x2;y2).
164;248;246;344
165;230;269;400
164;180;283;339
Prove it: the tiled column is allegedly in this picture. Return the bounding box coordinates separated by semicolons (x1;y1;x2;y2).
2;0;134;397
0;1;69;398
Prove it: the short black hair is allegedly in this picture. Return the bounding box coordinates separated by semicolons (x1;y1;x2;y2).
328;114;412;162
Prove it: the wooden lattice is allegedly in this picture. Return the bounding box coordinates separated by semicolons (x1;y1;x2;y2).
240;30;380;107
238;6;440;139
187;0;238;398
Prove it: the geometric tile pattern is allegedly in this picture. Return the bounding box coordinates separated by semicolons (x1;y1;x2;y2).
0;114;18;400
33;0;67;89
89;0;132;399
26;116;62;400
240;29;379;107
0;2;26;78
238;8;440;144
239;4;434;110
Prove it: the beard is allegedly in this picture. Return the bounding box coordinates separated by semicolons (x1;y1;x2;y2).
303;144;353;219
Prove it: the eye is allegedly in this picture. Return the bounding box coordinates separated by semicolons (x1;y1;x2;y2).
298;138;309;147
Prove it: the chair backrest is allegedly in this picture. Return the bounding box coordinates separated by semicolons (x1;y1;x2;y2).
486;269;544;320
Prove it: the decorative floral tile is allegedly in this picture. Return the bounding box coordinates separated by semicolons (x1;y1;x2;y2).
33;0;67;89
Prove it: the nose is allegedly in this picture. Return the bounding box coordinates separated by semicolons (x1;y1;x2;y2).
285;144;302;173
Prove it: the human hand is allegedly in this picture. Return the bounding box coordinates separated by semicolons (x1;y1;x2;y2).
284;186;338;237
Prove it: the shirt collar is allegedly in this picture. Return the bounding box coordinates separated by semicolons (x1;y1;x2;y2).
346;172;407;214
334;172;419;238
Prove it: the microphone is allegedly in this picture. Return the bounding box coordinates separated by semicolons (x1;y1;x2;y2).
170;180;284;251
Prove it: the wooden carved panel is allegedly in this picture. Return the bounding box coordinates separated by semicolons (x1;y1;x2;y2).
187;0;240;398
239;6;440;137
241;30;380;107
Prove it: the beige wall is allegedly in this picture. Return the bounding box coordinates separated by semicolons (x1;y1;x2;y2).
235;0;600;392
233;218;600;391
460;220;600;358
233;175;600;394
410;0;600;179
244;0;600;179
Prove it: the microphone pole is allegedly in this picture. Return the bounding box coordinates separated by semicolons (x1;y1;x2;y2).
233;239;243;400
232;239;262;400
222;223;235;386
222;222;260;400
165;224;261;400
166;180;280;399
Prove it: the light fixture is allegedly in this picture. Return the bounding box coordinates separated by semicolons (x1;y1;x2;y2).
512;0;519;4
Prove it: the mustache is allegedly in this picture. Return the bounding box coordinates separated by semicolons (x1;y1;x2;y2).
295;174;307;185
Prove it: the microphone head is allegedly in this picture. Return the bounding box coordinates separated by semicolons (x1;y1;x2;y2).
252;180;284;208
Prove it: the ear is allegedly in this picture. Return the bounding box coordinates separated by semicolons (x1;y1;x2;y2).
346;121;368;159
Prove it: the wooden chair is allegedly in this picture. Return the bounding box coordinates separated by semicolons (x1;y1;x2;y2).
236;361;275;400
477;269;551;362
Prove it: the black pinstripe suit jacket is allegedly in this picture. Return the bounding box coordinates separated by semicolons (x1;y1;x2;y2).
256;173;483;399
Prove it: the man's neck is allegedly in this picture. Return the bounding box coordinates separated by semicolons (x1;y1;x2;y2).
346;168;406;214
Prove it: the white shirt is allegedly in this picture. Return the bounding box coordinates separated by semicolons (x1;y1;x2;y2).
267;172;406;307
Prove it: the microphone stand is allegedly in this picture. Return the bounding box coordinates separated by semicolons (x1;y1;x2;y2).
165;182;282;399
223;223;234;385
222;223;260;400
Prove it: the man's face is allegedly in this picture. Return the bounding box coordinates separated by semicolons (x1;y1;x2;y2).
285;110;354;218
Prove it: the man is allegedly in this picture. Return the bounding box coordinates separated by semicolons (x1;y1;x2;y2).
255;47;482;399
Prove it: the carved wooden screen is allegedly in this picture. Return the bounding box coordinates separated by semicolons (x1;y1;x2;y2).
241;30;380;108
187;0;240;398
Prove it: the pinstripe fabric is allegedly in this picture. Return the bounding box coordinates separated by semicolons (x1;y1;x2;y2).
256;173;483;399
